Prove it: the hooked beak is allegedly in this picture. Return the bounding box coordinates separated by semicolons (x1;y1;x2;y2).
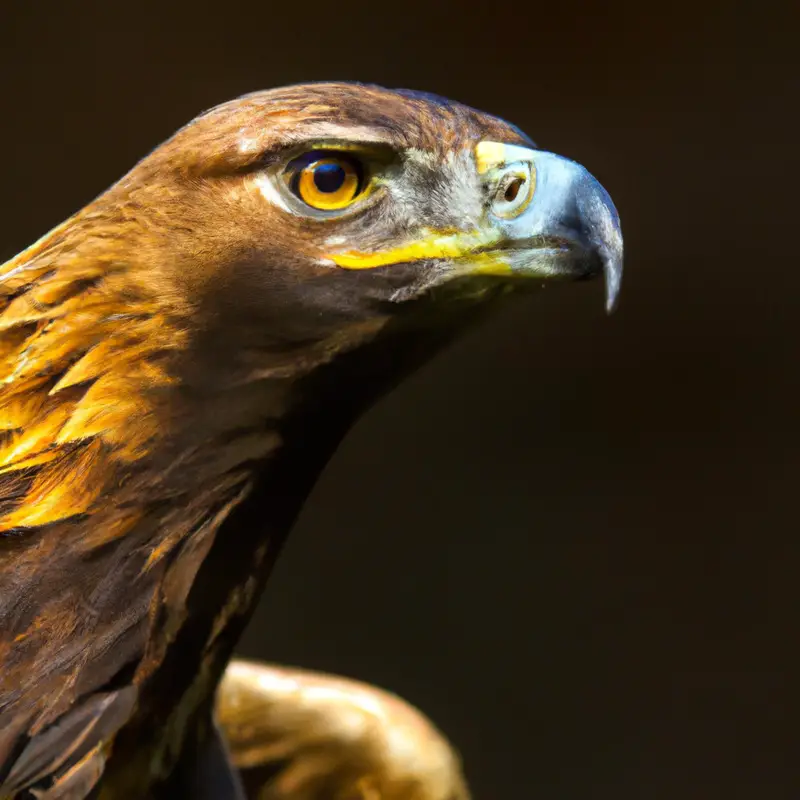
508;149;623;312
326;143;623;312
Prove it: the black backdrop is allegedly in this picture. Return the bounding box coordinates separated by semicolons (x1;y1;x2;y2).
2;2;797;796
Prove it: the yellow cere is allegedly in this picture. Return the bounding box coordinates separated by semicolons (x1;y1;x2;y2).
474;141;509;175
474;141;537;174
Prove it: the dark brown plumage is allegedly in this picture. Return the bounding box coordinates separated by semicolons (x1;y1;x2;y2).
0;83;621;798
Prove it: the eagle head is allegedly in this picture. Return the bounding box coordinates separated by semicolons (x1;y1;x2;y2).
119;82;622;360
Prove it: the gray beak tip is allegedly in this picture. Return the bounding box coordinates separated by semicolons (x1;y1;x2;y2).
604;255;623;314
577;176;623;315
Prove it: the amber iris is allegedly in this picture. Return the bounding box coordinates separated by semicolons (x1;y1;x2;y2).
296;157;361;210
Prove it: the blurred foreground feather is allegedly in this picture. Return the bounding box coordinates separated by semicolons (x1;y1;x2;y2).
217;660;470;800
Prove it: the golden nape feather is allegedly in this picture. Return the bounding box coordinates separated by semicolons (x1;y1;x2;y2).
0;219;184;532
216;660;471;800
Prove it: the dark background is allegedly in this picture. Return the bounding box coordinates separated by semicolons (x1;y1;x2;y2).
2;1;797;796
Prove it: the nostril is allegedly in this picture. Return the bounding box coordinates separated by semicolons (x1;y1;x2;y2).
504;177;525;202
492;164;534;219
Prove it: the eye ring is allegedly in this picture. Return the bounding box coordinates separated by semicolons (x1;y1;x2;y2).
492;164;535;219
289;153;365;211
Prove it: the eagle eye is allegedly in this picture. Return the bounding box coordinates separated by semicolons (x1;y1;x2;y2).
287;151;366;211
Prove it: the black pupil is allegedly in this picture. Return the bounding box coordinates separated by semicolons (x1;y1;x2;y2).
313;162;347;193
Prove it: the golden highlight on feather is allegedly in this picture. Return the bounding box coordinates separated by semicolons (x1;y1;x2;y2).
76;508;144;552
57;382;156;457
0;403;72;467
49;335;163;394
0;449;61;476
0;439;107;530
47;742;107;797
0;219;187;534
142;530;185;573
0;392;47;431
0;216;76;281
